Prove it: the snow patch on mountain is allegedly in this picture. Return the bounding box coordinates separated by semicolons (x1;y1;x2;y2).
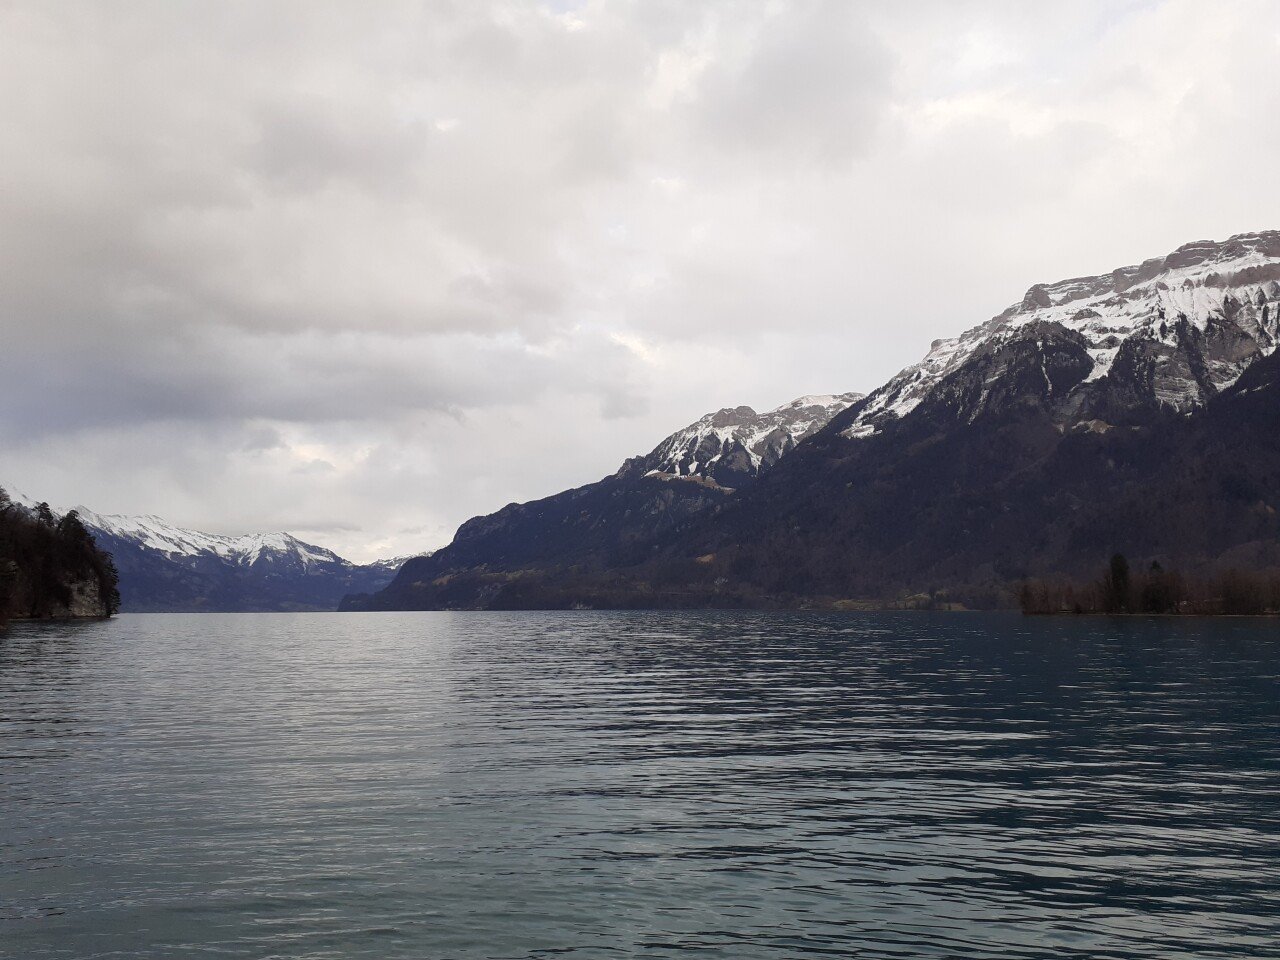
3;486;42;512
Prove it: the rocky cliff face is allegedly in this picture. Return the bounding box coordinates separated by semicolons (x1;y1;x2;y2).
56;576;108;618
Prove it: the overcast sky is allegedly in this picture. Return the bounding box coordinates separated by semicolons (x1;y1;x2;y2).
3;0;1280;561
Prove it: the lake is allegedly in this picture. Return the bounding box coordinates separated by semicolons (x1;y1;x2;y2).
2;612;1278;958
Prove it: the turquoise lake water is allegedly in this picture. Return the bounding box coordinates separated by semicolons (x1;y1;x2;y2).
2;611;1278;958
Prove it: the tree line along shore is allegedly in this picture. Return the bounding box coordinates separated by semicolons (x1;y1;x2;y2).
1019;554;1280;616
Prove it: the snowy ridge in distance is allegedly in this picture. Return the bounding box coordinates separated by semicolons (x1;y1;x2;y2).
2;488;424;573
76;509;353;568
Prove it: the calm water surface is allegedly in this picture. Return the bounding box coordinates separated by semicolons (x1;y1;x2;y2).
2;612;1279;959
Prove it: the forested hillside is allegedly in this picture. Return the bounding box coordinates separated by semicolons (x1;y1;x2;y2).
0;488;120;622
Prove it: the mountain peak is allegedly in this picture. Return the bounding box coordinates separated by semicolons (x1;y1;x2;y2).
620;392;864;488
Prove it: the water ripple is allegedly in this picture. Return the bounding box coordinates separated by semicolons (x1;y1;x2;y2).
1;611;1278;958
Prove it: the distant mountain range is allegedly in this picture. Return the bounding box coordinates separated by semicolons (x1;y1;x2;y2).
3;489;418;612
348;230;1280;611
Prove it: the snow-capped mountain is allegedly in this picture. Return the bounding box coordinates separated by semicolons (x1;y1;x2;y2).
78;509;424;612
82;511;425;612
0;490;425;612
77;509;354;570
360;555;424;576
618;393;863;488
844;231;1280;438
353;229;1280;611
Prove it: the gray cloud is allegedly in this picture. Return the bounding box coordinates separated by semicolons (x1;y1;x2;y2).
3;0;1280;560
692;1;893;166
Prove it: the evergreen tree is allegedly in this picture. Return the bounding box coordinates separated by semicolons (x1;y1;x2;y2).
99;552;121;616
57;510;91;546
1140;560;1181;614
1102;553;1131;614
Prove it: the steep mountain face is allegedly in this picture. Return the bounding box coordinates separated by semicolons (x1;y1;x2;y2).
617;394;863;488
352;231;1280;611
72;509;418;612
341;393;855;610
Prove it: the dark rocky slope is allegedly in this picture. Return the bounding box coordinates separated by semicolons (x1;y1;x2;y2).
667;335;1280;605
341;471;735;610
